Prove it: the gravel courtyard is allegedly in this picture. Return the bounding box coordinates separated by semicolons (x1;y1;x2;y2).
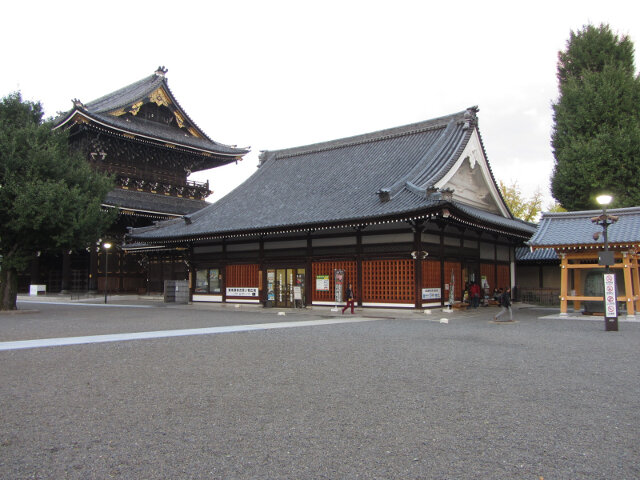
1;299;638;479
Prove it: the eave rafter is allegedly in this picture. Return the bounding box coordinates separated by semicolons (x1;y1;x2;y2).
132;204;532;247
63;111;241;161
531;243;640;253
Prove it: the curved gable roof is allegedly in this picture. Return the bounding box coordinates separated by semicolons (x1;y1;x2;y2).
528;207;640;250
54;67;249;159
130;107;534;243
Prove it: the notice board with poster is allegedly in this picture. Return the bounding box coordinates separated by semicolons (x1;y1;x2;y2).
334;269;345;303
316;275;330;292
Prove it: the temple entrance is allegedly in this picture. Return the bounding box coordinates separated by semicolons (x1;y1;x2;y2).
267;268;306;307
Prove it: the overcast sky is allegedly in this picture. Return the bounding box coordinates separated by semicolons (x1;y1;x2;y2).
2;1;639;211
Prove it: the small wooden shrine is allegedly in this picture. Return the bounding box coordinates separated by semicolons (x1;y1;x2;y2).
527;208;640;317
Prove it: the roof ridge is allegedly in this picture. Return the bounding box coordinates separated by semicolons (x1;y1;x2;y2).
84;73;162;113
541;206;640;218
262;109;471;162
412;121;470;189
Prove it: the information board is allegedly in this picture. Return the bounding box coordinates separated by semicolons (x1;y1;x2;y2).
316;275;330;291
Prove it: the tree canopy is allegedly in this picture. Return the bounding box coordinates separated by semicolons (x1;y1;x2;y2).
499;180;542;223
551;24;640;210
0;92;115;310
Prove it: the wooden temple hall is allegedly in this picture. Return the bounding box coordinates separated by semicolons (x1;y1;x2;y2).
20;67;249;294
128;106;537;308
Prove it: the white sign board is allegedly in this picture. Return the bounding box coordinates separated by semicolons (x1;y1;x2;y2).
422;288;441;300
226;287;259;297
316;275;330;291
603;273;617;319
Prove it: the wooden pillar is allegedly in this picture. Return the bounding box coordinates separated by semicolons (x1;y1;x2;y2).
412;221;424;309
632;253;640;313
221;238;227;303
573;269;582;312
560;253;568;314
622;252;635;316
305;233;312;307
356;227;363;307
439;225;445;307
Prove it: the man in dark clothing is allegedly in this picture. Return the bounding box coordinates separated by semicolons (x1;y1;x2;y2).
494;287;513;321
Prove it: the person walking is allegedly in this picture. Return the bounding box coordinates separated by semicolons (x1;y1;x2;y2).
342;283;355;314
494;287;513;322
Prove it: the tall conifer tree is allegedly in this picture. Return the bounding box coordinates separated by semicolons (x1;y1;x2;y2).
551;24;640;210
0;92;115;310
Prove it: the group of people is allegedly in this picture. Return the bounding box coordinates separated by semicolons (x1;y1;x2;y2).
342;280;512;321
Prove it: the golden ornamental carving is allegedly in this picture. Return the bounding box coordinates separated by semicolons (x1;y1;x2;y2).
110;108;127;117
130;101;143;116
187;127;201;138
174;111;185;128
73;113;89;124
149;88;171;108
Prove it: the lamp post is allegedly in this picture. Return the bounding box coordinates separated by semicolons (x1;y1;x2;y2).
103;242;112;304
592;195;619;331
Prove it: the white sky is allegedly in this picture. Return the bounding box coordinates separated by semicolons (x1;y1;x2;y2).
2;0;639;211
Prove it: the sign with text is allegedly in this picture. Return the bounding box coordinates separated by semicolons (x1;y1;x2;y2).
293;286;302;301
334;269;345;303
226;287;259;297
316;275;330;291
422;288;441;300
603;273;618;319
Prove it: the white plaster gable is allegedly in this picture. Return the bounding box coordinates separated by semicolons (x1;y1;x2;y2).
434;128;510;217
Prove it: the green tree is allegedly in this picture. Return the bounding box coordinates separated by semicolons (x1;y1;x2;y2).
545;202;567;213
499;180;542;222
0;92;115;310
551;24;640;210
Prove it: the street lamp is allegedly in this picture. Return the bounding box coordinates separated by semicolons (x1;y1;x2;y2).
103;242;112;304
592;195;619;331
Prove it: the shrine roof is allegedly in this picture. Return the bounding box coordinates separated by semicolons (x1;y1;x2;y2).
527;206;640;250
54;67;248;158
104;189;209;217
129;108;535;243
515;246;558;263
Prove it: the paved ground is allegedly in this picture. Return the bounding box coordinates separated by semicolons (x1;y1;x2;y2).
1;296;638;479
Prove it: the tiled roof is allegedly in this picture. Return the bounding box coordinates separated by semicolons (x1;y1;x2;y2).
54;69;249;158
515;247;558;262
527;207;640;249
104;189;209;217
129;108;535;243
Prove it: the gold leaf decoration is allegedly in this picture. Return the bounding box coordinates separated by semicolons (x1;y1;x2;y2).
174;111;185;128
130;101;144;116
187;127;201;138
149;88;171;107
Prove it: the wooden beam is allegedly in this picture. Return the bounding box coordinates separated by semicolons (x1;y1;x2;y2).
563;263;623;270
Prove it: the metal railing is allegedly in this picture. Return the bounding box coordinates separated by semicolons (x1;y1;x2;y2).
518;287;560;306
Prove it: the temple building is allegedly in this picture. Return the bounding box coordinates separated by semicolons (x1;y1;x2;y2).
22;67;248;293
526;207;640;318
129;107;536;308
